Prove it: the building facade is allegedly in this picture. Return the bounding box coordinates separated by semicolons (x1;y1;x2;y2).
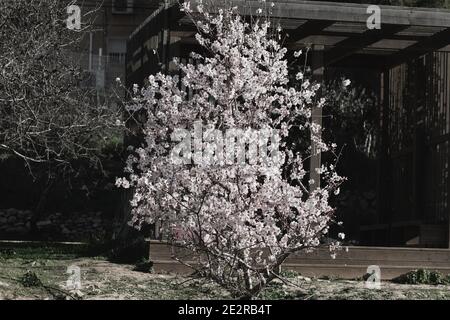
125;0;450;248
74;0;160;91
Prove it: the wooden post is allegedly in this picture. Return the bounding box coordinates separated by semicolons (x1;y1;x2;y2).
162;0;170;73
381;70;392;244
377;72;386;222
448;194;450;249
310;44;324;192
412;128;425;221
375;70;392;245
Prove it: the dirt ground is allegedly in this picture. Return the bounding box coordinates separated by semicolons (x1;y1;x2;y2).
1;248;450;300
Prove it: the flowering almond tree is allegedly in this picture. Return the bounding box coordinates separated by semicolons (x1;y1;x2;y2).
117;1;345;298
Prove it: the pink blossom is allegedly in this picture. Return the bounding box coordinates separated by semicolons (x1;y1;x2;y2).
117;1;344;297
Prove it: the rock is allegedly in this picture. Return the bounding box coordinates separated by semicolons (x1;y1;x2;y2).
298;276;312;282
359;199;369;210
61;227;70;234
14;227;27;234
6;208;17;215
0;208;109;241
36;220;52;228
363;191;375;200
7;227;26;234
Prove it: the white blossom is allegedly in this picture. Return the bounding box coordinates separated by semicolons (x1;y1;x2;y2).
117;2;345;298
294;50;302;58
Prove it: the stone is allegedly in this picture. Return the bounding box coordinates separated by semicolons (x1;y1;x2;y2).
363;191;375;200
13;227;27;234
36;220;52;227
299;276;312;282
61;227;71;234
0;208;107;241
359;199;369;210
6;208;17;215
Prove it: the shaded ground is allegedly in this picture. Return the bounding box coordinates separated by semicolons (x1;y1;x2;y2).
1;246;450;300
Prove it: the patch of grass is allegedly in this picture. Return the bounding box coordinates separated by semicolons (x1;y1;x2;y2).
133;258;153;273
279;270;301;279
3;245;450;300
354;273;371;282
320;275;339;281
260;282;290;299
392;269;450;285
0;248;17;257
0;242;106;260
19;271;42;287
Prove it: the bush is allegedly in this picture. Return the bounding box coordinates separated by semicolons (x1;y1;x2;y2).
19;271;42;287
280;270;301;279
133;258;153;273
107;238;149;263
393;269;450;285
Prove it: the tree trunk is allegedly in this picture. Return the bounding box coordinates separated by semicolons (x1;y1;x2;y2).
29;178;54;239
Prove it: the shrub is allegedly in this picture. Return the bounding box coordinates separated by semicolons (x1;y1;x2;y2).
133;258;154;273
393;269;450;285
117;1;344;299
19;271;42;287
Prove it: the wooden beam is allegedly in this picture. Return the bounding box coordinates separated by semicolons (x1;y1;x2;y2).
330;54;388;69
288;20;334;43
240;1;450;28
386;27;450;67
331;27;450;69
317;30;428;42
324;25;408;66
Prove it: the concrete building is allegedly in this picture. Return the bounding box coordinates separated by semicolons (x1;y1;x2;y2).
74;0;160;91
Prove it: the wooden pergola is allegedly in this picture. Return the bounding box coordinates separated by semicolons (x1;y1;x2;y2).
128;0;450;90
126;0;450;247
140;0;450;67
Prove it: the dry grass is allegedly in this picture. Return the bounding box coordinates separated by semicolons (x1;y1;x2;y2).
1;246;450;300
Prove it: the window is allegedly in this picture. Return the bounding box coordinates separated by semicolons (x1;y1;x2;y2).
112;0;134;14
108;39;127;64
